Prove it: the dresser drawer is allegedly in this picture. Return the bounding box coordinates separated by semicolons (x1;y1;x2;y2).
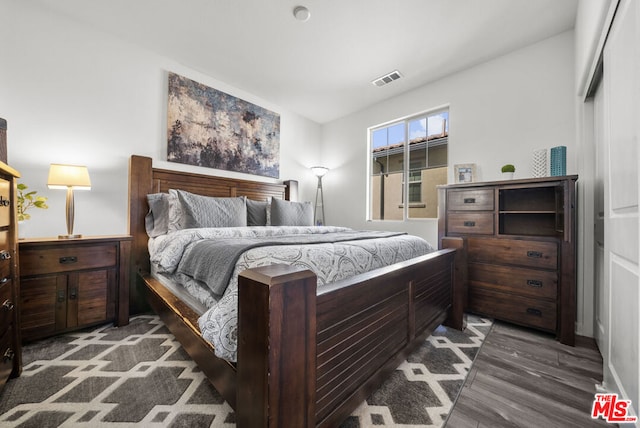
0;280;14;329
468;287;556;332
0;230;8;254
447;189;494;211
0;252;10;285
0;326;15;388
20;243;117;276
469;263;557;300
468;238;557;270
0;230;11;283
448;213;494;235
0;178;9;228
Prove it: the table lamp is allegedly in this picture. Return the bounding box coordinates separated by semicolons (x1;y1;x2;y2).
47;164;91;239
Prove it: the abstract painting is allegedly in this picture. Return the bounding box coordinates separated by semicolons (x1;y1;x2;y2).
167;72;280;178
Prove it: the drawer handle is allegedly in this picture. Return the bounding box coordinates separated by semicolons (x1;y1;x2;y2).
0;251;10;261
526;308;542;317
463;198;476;204
527;251;543;258
3;348;14;362
1;300;13;311
0;197;9;207
0;277;8;285
527;279;543;288
463;221;476;227
59;256;78;264
69;287;77;300
57;290;66;303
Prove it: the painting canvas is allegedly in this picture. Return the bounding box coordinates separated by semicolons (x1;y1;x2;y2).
167;72;280;178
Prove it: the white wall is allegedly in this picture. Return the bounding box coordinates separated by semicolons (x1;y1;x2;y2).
0;1;322;239
321;31;576;245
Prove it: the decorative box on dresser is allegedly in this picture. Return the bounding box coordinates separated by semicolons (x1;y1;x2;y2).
438;175;577;346
18;235;132;342
0;160;21;391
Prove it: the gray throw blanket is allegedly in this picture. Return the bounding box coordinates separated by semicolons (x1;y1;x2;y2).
177;230;406;296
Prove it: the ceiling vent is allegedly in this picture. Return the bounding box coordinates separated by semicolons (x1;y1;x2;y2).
372;70;402;87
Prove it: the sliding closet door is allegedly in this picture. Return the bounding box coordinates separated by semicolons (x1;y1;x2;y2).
593;80;607;364
601;0;639;409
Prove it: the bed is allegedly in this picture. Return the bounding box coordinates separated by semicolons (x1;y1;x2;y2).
127;154;466;427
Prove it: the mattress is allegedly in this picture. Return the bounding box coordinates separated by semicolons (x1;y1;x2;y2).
149;225;434;361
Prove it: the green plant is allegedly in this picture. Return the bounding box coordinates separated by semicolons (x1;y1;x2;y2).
501;164;516;173
17;183;48;221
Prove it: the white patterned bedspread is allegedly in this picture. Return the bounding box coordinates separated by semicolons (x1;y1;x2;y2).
149;226;434;362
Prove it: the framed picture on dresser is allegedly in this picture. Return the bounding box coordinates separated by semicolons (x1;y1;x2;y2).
454;163;476;183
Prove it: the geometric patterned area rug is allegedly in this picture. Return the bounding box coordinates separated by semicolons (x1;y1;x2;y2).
342;315;492;427
0;314;492;428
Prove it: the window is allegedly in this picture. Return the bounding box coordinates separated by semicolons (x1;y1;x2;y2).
369;108;448;220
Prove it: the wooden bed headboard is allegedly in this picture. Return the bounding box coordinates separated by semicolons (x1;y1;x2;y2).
127;154;292;312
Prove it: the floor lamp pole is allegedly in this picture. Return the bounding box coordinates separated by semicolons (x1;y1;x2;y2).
314;175;325;226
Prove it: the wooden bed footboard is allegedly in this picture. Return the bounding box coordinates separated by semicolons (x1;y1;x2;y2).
236;247;461;428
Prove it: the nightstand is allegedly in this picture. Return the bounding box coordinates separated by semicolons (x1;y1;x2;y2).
18;235;132;342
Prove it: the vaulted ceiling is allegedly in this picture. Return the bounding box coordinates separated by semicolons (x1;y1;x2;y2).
33;0;578;123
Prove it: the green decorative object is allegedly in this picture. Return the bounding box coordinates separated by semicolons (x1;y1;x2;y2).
17;183;48;221
501;164;516;173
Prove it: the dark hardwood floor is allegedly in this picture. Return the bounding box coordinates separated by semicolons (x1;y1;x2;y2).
446;320;614;428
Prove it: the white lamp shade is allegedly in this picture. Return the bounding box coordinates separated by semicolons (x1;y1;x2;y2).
47;164;92;190
311;166;329;178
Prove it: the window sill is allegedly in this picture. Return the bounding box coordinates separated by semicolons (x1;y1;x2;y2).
397;203;426;208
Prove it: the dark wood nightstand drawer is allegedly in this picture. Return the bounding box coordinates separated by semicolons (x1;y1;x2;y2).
469;263;557;300
19;243;117;276
447;189;494;211
468;287;556;332
448;213;494;235
468;238;557;270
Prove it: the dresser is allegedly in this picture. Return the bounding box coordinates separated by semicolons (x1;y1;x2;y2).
0;161;21;391
18;235;131;342
438;176;577;345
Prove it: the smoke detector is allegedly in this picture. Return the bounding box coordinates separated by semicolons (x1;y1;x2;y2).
371;70;402;87
293;6;311;22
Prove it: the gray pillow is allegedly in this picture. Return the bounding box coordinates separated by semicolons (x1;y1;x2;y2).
145;193;170;237
270;198;313;226
175;189;247;229
168;189;185;232
246;199;268;226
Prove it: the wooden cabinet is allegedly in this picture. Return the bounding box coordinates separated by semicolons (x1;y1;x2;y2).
438;175;577;345
0;161;21;391
18;236;132;342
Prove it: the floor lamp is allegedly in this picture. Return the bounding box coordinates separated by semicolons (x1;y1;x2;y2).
47;164;91;239
311;166;328;226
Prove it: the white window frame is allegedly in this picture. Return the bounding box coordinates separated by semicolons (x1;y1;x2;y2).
367;106;449;221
